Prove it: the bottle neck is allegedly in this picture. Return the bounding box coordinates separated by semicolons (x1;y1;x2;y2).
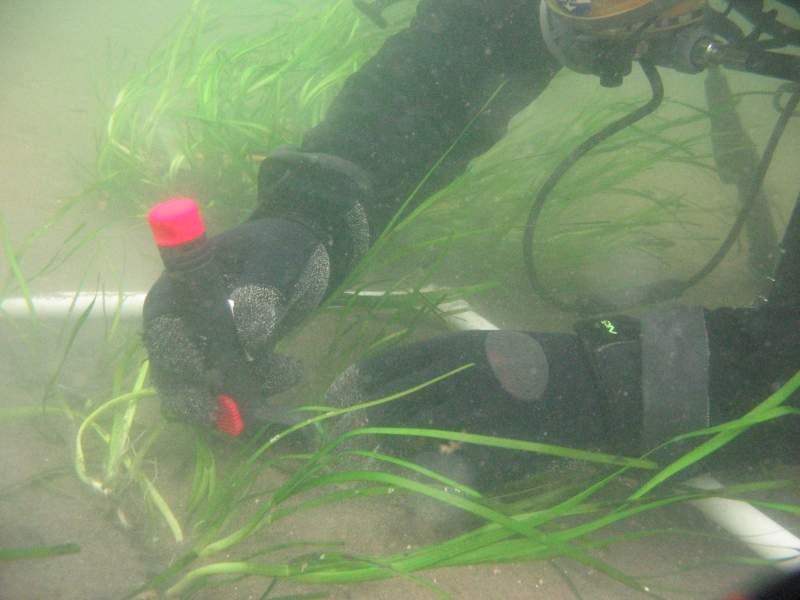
157;233;213;272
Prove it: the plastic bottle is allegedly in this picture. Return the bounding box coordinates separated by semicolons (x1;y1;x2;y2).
147;198;247;436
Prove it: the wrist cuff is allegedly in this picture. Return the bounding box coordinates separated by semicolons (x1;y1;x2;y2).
252;146;373;288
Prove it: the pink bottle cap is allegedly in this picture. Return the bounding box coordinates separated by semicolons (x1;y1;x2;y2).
147;198;206;247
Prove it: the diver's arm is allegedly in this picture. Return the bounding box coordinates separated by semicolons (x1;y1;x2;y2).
302;0;559;232
251;0;560;289
146;1;562;431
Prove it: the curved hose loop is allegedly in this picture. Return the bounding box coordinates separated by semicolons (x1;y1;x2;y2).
773;82;800;116
522;59;665;314
684;83;800;288
524;63;800;315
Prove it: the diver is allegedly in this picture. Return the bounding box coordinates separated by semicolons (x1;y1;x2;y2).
142;0;800;491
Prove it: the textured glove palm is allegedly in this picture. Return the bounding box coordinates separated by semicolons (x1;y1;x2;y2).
143;217;329;431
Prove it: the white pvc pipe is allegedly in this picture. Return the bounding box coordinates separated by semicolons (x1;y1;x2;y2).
345;287;500;331
686;475;800;572
436;298;499;331
0;292;147;320
0;287;502;329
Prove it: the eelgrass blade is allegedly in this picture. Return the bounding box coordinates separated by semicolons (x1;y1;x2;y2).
125;419;166;484
245;542;346;563
327;428;657;470
104;354;147;484
186;433;217;516
27;223;109;284
74;388;156;493
742;499;800;517
0;214;36;332
340;81;508;294
0;543;80;562
120;550;201;600
629;369;800;501
140;473;184;543
42;293;96;411
0;466;71;500
2;185;94;286
242;364;476;474
257;578;278;600
266;593;329;600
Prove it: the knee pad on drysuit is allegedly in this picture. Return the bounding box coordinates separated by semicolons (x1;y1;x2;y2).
321;329;607;491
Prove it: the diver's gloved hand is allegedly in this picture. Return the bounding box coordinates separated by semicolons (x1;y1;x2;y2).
143;217;330;433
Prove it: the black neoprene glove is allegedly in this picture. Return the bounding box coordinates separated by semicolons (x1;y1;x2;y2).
144;144;375;434
143;217;329;433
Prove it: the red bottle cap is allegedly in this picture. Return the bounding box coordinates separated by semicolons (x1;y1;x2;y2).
216;394;244;437
147;198;206;247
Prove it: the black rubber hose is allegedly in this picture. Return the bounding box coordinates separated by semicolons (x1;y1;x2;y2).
522;60;664;314
683;84;800;288
523;66;800;314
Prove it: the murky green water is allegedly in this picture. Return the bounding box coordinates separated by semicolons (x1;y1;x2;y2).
1;1;799;599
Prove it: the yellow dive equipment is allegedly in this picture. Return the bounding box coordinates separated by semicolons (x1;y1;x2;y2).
540;0;709;86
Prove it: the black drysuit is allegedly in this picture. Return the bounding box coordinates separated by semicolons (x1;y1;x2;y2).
143;0;800;488
248;0;800;489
